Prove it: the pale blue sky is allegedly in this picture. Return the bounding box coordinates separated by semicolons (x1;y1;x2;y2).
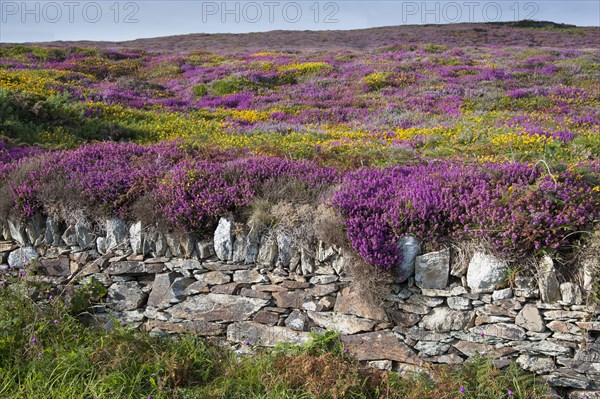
1;1;598;43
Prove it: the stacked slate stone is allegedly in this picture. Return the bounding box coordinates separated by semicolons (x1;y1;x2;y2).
1;215;598;398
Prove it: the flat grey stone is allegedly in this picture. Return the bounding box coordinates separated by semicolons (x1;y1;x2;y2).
397;236;420;282
145;319;224;336
466;251;508;293
227;321;311;347
44;217;63;246
38;256;70;276
515;304;546;332
544;369;593;389
25;213;45;245
129;221;149;255
8;246;38;268
447;297;472;310
147;273;178;308
75;220;94;250
300;247;314;275
560;283;583;305
334;287;388;321
106;218;128;252
165;233;183;258
408;294;444;307
106;261;163;275
516;354;556;374
472;323;526;340
492;288;513;301
415;249;449;289
167;293;268;322
8;219;28;246
195;271;231;285
284;309;307;331
107;281;147;311
513;341;572;357
234;269;267;284
256;233;278;267
196;241;215;260
368;360;393;371
414;341;450;356
538;256;561;303
420;307;475;332
310;275;338;284
307;311;376;335
276;231;295;268
341;331;422;364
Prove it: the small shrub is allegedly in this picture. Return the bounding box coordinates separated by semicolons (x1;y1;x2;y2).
154;159;252;235
361;71;392;91
191;83;208;97
424;44;448;53
69;278;108;316
210;76;252;96
247;198;276;233
343;251;395;307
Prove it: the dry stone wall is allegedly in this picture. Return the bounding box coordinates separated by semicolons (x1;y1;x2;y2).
1;214;599;398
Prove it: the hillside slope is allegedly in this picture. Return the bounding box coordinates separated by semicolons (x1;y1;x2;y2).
13;21;600;52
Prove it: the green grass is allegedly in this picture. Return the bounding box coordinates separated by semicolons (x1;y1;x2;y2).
0;279;551;399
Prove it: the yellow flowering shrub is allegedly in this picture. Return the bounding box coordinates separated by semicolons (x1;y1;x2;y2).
277;62;332;76
0;70;66;96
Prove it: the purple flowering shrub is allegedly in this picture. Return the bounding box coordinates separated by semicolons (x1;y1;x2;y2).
155;156;339;234
475;163;600;252
332;161;600;269
0;142;47;218
2;142;338;236
0;142;44;182
8;143;163;218
231;156;339;191
0;142;44;165
154;160;253;233
4;141;225;219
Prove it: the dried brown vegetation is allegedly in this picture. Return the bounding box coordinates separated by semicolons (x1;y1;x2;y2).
270;352;395;399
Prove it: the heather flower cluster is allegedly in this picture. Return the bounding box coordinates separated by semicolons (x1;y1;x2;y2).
0;142;43;164
332;161;600;269
121;153;337;234
1;141;339;236
5;141;188;219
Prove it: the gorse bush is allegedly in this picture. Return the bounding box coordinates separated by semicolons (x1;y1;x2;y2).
191;83;208;97
210;75;254;96
361;72;393;91
0;88;144;145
